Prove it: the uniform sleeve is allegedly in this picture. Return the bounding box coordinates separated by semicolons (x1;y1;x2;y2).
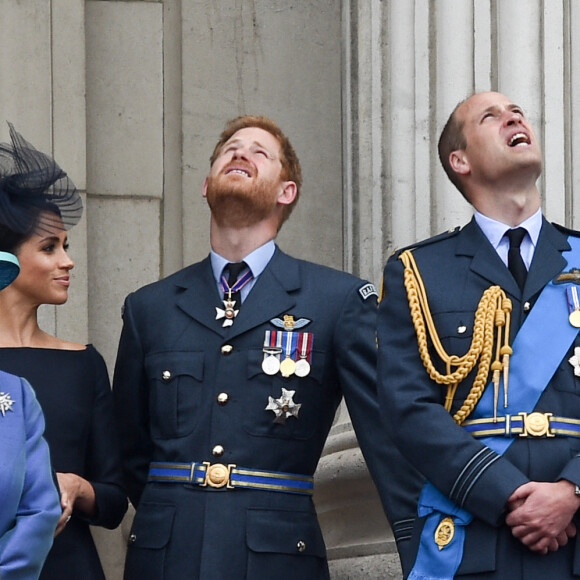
113;295;152;508
0;378;60;580
332;277;414;519
81;348;128;528
377;255;529;526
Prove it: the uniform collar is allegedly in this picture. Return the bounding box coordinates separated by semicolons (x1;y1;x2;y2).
210;239;276;284
474;207;542;251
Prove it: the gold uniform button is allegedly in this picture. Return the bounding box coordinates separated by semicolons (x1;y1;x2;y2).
217;393;229;405
162;370;171;381
128;533;137;545
297;540;306;552
212;445;225;457
523;301;531;312
221;344;234;355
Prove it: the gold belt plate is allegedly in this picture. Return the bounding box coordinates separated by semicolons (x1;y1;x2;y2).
201;462;236;488
519;412;554;437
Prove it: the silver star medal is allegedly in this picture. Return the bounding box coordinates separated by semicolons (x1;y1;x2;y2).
570;346;580;376
265;388;301;424
0;392;15;416
216;298;239;327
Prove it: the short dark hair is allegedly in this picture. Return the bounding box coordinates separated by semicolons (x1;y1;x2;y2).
438;99;468;196
210;115;302;226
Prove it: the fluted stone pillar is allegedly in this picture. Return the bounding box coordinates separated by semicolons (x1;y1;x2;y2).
3;1;580;579
315;406;401;578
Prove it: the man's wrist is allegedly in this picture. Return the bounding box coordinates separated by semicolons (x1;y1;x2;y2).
561;479;580;506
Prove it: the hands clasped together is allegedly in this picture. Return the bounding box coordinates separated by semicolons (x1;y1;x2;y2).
506;480;580;555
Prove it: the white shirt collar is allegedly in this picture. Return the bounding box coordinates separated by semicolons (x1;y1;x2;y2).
473;208;542;268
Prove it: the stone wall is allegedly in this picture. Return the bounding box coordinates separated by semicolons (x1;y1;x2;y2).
1;1;580;578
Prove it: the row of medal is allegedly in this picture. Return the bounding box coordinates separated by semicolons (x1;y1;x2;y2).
568;286;580;327
262;330;314;378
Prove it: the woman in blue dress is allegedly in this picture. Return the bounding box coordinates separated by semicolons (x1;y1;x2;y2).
0;124;127;579
0;250;61;580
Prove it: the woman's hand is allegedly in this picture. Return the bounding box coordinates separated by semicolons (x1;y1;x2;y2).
54;472;97;536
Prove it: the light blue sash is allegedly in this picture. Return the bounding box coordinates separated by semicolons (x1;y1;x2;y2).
409;236;580;580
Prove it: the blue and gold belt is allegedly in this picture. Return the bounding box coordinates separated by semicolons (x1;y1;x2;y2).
147;461;314;495
463;412;580;438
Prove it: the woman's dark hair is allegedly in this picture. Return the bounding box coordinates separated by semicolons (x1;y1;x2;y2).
0;203;62;254
0;223;29;254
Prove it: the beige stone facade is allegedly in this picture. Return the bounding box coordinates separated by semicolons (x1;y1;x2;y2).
1;1;580;578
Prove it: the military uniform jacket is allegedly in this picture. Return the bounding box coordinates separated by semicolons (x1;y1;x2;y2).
378;218;580;579
113;247;390;580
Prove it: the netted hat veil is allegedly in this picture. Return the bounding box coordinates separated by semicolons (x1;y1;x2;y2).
0;122;83;235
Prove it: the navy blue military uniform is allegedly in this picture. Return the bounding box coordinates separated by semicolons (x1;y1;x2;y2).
114;247;390;580
378;217;580;579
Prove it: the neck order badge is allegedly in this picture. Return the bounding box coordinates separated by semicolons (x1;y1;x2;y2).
215;263;252;327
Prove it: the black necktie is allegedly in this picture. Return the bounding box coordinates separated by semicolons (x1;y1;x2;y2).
505;228;527;291
224;262;247;307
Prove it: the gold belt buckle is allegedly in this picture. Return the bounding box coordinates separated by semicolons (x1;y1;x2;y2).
518;412;554;437
201;462;236;488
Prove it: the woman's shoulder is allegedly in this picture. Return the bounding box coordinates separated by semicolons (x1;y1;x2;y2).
44;336;86;351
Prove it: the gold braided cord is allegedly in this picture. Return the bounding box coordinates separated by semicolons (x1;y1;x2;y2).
400;249;513;424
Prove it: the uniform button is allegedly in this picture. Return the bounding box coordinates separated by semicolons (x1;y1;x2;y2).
297;540;306;552
162;370;171;381
457;325;467;334
217;392;229;405
128;533;137;545
212;445;225;457
221;344;233;355
523;301;531;312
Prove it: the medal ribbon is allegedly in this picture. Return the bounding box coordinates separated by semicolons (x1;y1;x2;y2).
410;235;580;580
298;332;314;363
220;268;253;298
567;286;580;319
280;331;297;360
263;331;283;356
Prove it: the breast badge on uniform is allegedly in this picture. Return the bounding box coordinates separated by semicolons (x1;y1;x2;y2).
554;268;580;284
0;392;15;416
265;388;301;424
569;347;580;376
270;314;311;330
263;315;314;378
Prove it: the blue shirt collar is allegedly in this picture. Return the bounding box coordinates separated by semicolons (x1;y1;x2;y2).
210;239;276;285
474;207;542;251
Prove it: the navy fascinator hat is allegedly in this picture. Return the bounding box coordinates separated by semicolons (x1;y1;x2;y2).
0;122;83;235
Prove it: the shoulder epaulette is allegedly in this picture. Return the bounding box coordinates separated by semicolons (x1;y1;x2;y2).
552;222;580;238
390;226;462;258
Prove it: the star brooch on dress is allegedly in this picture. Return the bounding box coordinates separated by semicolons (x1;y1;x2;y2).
0;392;15;417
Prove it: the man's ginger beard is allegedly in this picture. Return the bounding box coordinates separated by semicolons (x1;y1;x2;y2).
205;172;281;228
